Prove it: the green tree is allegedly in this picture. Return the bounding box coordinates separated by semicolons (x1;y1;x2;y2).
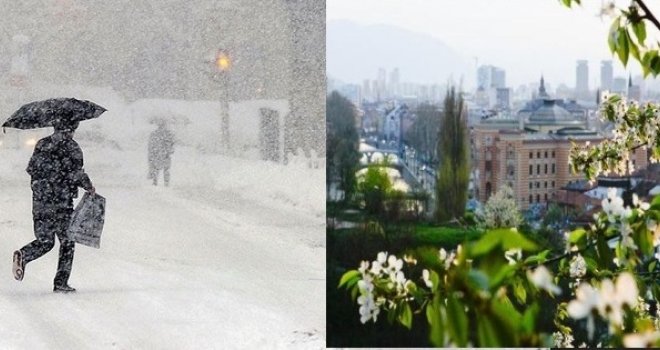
480;185;523;229
357;164;393;216
404;103;441;164
327;91;360;203
435;87;469;222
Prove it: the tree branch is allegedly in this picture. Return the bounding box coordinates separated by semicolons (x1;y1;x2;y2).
634;0;660;32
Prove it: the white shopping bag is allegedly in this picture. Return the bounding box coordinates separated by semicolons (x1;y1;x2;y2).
68;192;106;248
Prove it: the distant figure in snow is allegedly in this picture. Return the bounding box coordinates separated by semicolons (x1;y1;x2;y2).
148;121;175;186
12;118;95;293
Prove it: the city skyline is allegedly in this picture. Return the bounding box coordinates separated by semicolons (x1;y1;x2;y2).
328;0;660;89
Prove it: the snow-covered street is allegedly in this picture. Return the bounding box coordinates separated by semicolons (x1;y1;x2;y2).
0;141;325;349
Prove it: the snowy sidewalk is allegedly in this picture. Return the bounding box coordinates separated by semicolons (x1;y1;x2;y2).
0;152;325;349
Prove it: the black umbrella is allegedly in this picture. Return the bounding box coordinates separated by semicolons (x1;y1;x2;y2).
2;98;106;131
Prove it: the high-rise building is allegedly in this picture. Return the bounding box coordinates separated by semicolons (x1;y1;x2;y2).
613;76;627;95
576;60;589;93
362;79;372;101
492;68;506;88
389;68;400;97
600;60;613;91
477;65;506;89
628;75;641;101
377;68;387;100
477;65;492;89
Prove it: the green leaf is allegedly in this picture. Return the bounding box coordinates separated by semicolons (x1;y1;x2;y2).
490;264;517;288
617;27;630;66
477;315;502;347
649;260;657;273
338;270;360;288
472;228;538;256
569;228;586;244
523;249;550;264
430;270;440;293
633;20;647;44
522;303;539;334
596;234;613;267
446;293;468;346
471;229;502;256
399;302;413;329
490;299;521;345
514;279;527;304
350;285;359;301
630;39;640;60
501;229;538;252
426;296;445;347
608;18;620;53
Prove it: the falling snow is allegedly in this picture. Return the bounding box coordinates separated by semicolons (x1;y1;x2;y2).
0;0;325;348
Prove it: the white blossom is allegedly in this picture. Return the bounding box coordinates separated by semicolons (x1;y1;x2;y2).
357;293;380;324
623;330;660;348
569;254;587;279
569;273;638;334
504;248;522;265
568;282;600;339
377;252;387;264
439;248;456;270
527;266;561;295
479;185;522;229
422;269;433;288
552;331;574;348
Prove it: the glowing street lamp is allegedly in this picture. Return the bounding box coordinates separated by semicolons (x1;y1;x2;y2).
215;50;231;72
207;48;232;152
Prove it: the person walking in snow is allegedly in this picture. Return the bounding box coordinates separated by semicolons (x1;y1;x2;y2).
148;121;175;186
12;117;95;293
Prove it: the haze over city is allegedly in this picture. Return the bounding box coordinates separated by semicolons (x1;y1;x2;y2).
327;0;660;89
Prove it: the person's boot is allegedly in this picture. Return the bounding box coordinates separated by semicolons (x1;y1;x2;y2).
12;250;24;281
53;284;76;293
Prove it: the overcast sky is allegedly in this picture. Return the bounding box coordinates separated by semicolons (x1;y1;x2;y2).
327;0;660;89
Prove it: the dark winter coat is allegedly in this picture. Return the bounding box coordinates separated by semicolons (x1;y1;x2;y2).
148;127;175;169
27;134;93;211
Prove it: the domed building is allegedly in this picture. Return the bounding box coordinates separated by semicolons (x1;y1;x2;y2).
525;99;585;132
470;76;646;210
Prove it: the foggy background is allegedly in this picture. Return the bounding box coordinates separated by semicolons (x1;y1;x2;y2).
0;0;325;156
0;1;326;348
327;0;660;89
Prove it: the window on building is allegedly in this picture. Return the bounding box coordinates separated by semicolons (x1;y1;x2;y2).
529;182;532;189
544;164;548;174
529;195;533;203
552;163;555;174
485;161;492;171
536;182;540;188
552;151;555;158
545;151;548;158
544;181;547;188
529;152;533;159
529;165;532;175
544;193;548;201
552;181;555;188
537;164;540;174
536;194;540;203
537;151;540;158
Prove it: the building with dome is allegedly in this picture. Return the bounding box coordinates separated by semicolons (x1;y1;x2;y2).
471;76;647;210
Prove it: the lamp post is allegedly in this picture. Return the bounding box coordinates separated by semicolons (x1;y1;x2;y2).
210;49;232;152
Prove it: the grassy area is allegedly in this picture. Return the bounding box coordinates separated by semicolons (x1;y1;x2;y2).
413;224;482;247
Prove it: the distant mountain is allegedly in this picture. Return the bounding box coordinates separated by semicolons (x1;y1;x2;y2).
327;20;471;85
